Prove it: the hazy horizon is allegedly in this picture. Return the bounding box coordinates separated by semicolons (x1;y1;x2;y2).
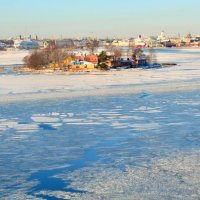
1;0;200;39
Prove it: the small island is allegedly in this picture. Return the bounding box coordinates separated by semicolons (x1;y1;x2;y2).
13;47;176;74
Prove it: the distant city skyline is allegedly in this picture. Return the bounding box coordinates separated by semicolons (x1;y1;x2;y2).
1;0;200;39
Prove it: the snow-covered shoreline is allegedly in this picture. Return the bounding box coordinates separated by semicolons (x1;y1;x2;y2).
0;50;28;65
1;80;200;104
0;48;200;103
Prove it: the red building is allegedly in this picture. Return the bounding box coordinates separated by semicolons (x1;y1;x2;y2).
85;54;98;64
74;56;84;61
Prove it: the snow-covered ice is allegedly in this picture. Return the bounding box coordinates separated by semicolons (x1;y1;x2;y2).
0;48;200;103
0;48;200;199
0;49;28;65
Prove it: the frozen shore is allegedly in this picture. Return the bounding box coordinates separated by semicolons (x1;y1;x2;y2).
1;80;200;104
0;48;200;103
0;50;28;65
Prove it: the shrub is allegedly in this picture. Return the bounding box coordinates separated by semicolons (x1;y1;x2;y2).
98;63;109;71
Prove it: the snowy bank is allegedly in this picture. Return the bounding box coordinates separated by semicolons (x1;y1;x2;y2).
0;50;28;65
1;80;200;104
0;48;200;103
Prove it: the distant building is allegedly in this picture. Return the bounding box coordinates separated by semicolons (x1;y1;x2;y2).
99;40;109;46
157;31;176;47
128;38;135;47
73;40;81;47
112;39;130;47
55;39;74;48
157;31;170;43
144;37;157;48
170;38;182;47
14;39;39;50
93;47;107;55
0;39;14;48
0;42;6;50
181;33;200;46
158;31;165;40
190;37;200;47
43;40;56;49
73;49;90;57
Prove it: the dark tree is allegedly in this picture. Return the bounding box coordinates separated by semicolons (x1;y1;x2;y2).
98;51;108;63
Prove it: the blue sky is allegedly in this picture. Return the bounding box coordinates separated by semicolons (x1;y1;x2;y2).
1;0;200;38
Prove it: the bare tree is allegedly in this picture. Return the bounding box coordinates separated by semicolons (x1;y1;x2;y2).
131;48;143;60
24;48;71;69
49;48;68;64
23;50;48;69
147;48;157;64
113;48;122;61
87;39;99;53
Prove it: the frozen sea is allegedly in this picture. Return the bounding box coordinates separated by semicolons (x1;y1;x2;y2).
0;48;200;199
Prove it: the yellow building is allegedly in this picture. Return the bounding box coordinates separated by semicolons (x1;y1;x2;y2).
48;57;73;70
69;60;95;71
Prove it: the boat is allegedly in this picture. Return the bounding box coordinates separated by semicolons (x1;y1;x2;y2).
134;35;146;48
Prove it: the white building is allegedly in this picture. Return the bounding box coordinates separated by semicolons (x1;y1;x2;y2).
0;42;6;50
157;31;169;42
112;39;130;47
14;39;39;50
72;49;90;57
